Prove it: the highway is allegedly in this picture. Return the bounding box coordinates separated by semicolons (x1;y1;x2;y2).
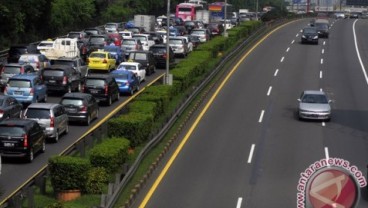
132;18;368;208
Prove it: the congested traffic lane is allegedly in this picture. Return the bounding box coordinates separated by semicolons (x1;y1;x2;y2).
0;68;166;204
133;18;368;208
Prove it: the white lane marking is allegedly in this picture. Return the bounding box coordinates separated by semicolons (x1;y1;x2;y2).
267;86;272;96
322;122;326;127
258;110;265;123
296;33;299;37
236;197;243;208
247;144;256;164
291;40;295;44
321;58;324;64
286;47;290;52
322;49;325;54
320;71;323;79
353;20;368;85
323;41;326;45
325;147;330;166
280;57;285;62
274;69;279;76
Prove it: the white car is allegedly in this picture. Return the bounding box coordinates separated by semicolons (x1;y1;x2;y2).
132;34;155;51
176;36;193;52
119;30;133;39
37;40;54;54
116;62;146;83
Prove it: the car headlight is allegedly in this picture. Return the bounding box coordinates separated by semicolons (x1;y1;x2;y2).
313;36;318;39
302;35;306;38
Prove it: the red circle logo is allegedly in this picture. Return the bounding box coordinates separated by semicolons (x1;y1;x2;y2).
307;169;359;208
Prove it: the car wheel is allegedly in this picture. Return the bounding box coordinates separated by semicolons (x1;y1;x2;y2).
85;114;91;126
107;95;112;106
43;94;47;103
27;148;34;163
54;130;59;143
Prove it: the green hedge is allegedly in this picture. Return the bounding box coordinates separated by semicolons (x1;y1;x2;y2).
89;137;130;172
108;112;154;147
135;85;173;114
128;101;159;120
49;156;91;193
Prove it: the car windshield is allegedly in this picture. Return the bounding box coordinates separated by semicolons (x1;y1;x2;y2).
61;98;83;106
303;28;317;34
130;53;147;61
26;108;50;119
191;30;204;35
118;65;137;71
123;40;136;45
0;126;25;137
8;80;31;88
3;66;21;74
302;94;328;104
86;79;105;87
90;53;106;58
105;23;117;28
169;39;183;44
133;36;147;41
43;70;64;76
51;60;76;67
90;37;105;43
150;47;166;53
104;47;119;53
316;23;328;29
18;56;38;64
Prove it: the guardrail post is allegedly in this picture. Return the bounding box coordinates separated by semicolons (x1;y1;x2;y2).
34;174;47;195
27;187;34;208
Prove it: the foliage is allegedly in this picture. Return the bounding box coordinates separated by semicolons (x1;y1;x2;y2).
85;167;109;194
89;137;130;172
48;156;91;193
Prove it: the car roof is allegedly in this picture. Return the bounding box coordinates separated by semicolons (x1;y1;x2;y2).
0;118;36;127
303;90;326;95
119;62;140;66
62;92;91;99
45;65;72;70
90;51;109;55
129;50;151;54
111;70;134;75
86;74;112;79
27;103;60;109
150;44;166;48
10;74;39;80
4;63;29;67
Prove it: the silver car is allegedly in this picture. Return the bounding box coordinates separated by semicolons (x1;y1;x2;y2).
298;90;331;121
24;103;69;142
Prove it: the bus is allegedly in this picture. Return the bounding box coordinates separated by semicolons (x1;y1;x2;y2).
188;0;208;10
175;3;204;21
208;2;233;22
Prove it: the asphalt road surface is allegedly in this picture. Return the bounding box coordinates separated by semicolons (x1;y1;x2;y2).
133;19;368;208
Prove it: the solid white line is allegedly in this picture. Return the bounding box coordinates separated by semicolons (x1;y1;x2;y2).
267;86;272;96
286;47;290;52
320;71;323;79
291;40;295;44
247;144;256;164
236;197;243;208
258;110;265;123
325;147;330;165
353;20;368;85
321;58;324;64
322;49;325;54
274;69;279;76
280;57;285;62
323;41;326;45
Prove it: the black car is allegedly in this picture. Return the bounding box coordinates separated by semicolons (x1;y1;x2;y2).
60;93;99;126
82;74;120;106
184;21;199;33
128;51;156;75
0;118;46;162
188;35;201;49
207;22;224;36
315;19;329;38
301;27;319;44
42;65;82;94
144;32;164;44
0;95;23;121
149;44;175;68
87;35;107;55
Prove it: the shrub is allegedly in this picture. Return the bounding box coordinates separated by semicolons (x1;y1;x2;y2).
89;137;130;172
108;112;154;147
128;101;159;120
85;167;109;194
49;156;91;193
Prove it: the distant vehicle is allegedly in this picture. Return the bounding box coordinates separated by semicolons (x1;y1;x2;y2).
121;38;143;57
0;95;23;121
87;51;116;72
134;15;155;32
169;37;189;57
334;12;345;19
149;44;176;68
350;12;360;19
67;31;89;42
5;74;47;105
0;63;36;90
176;3;204;21
104;22;123;33
103;46;124;65
43;38;81;60
144;32;164;44
37;40;54;54
50;57;89;80
110;70;140;95
169;27;181;37
184;21;200;33
24;103;69;143
188;35;201;48
209;2;233;22
18;54;51;71
207;22;224;36
314;19;329;38
128;51;156;75
195;9;210;24
119;30;133;39
60;93;99;126
190;28;211;42
7;45;34;63
126;27;146;34
297;90;331;121
82;74;120;106
42;65;82;94
0;118;46;162
84;27;103;36
87;35;108;55
132;34;155;51
107;33;122;47
116;62;146;83
301;27;319;44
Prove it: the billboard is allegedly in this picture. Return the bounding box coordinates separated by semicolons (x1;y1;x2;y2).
346;0;368;6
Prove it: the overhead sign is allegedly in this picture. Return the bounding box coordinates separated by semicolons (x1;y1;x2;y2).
346;0;368;6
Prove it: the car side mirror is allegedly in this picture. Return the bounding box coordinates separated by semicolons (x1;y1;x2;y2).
297;98;301;102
